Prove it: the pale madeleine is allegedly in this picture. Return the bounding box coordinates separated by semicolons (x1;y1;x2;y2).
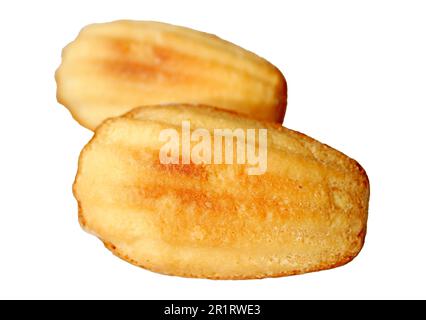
56;20;287;130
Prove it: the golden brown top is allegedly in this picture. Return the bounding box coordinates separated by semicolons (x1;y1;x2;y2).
74;105;369;279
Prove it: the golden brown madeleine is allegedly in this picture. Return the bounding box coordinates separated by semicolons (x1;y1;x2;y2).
56;20;287;130
74;105;369;279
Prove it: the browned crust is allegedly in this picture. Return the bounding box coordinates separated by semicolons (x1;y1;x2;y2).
73;104;369;279
274;65;287;123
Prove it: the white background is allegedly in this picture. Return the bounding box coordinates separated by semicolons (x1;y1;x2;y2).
0;0;425;299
